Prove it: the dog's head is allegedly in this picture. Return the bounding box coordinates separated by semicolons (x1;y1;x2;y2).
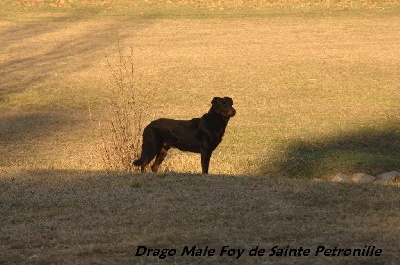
211;97;236;118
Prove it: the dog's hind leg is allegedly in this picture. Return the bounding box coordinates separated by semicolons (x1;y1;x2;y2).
151;145;170;172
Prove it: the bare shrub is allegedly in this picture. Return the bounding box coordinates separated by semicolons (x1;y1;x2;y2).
101;44;152;172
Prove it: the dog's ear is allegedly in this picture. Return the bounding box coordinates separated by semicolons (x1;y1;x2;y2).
224;97;233;105
212;97;221;105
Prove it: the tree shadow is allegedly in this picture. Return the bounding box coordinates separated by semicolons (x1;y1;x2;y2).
0;111;82;165
0;15;156;166
262;123;400;179
0;15;153;99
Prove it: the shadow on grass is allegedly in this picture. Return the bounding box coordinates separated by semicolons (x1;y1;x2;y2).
263;124;400;179
0;16;156;166
1;168;400;264
0;111;83;165
0;14;153;100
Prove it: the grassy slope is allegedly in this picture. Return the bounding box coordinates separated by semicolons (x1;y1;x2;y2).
1;169;400;264
1;1;400;263
1;12;400;176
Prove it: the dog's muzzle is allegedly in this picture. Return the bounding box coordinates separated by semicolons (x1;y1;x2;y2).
223;108;236;117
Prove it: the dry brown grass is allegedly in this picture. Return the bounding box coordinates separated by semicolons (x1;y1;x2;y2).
1;168;400;264
2;12;400;175
1;2;400;263
7;0;400;12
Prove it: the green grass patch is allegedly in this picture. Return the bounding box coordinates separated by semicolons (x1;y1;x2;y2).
130;181;143;188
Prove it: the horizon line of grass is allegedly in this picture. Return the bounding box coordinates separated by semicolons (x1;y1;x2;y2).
2;0;400;22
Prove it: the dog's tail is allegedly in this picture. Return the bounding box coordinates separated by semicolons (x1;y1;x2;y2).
133;157;143;166
132;125;159;169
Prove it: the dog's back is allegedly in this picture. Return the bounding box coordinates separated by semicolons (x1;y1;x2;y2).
146;118;202;153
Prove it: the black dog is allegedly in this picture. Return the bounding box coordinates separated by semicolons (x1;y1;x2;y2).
133;97;236;174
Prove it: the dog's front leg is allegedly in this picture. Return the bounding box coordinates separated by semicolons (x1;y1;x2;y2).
201;148;212;174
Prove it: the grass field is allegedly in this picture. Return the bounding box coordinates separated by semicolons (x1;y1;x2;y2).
1;0;400;264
